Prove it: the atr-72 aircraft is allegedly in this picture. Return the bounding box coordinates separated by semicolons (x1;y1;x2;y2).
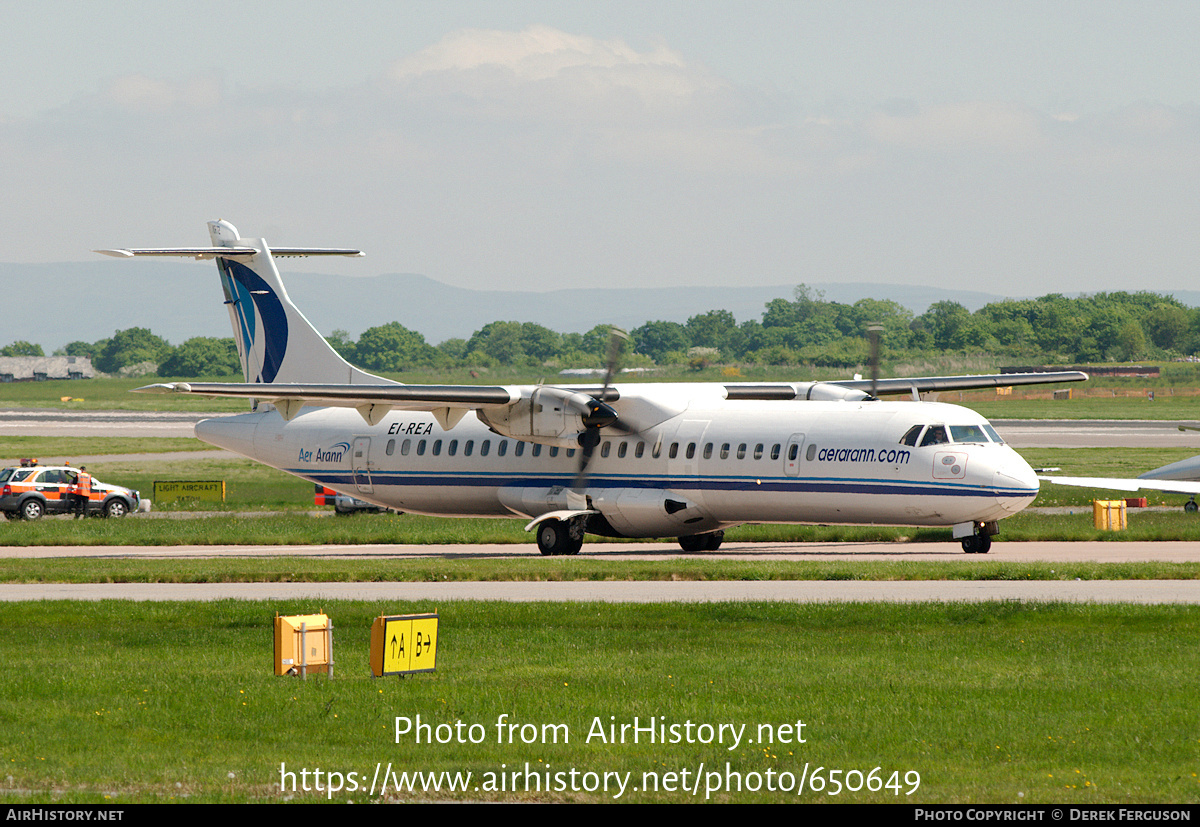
99;220;1086;554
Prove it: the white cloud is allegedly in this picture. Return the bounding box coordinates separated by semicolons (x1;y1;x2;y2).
866;102;1048;153
103;74;222;112
387;25;717;103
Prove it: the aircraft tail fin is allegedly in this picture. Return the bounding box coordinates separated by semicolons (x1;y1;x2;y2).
100;220;385;386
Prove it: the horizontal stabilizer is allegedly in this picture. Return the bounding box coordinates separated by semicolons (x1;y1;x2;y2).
95;247;362;259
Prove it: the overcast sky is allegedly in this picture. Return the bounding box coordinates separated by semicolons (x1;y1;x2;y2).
2;1;1197;299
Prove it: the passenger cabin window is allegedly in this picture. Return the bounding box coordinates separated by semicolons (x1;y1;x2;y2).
401;439;411;456
737;443;747;460
618;442;628;459
669;443;679;459
448;439;458;456
464;440;474;456
549;447;559;458
900;425;924;446
601;442;611;458
703;443;713;460
386;439;396;456
753;443;764;460
686;443;696;459
497;440;507;457
480;440;490;456
432;439;443;456
635;441;645;459
532;444;542;457
920;426;948;447
515;442;525;457
771;444;781;461
806;444;816;461
417;440;426;456
720;443;730;460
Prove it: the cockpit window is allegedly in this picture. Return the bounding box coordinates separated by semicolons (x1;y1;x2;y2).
899;425;924;446
949;425;989;444
920;425;949;447
983;424;1004;444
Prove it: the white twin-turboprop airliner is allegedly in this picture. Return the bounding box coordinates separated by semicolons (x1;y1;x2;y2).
98;221;1086;554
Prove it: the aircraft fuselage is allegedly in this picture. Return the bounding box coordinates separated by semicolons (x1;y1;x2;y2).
196;395;1037;537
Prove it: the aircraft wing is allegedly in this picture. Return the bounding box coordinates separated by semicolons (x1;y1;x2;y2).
829;370;1088;396
135;382;516;406
139;368;1086;410
1037;475;1200;495
722;370;1087;400
134;381;520;427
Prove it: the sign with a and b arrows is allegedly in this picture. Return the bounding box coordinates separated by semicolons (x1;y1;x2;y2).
370;613;439;677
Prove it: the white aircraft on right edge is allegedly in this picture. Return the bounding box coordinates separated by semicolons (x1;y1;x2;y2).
99;220;1089;554
1040;446;1200;513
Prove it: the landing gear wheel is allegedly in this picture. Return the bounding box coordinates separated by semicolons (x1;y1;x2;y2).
1186;497;1198;514
678;531;724;552
961;534;992;554
537;518;584;556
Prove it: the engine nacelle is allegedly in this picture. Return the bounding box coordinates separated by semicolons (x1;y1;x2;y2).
477;387;615;448
800;382;872;402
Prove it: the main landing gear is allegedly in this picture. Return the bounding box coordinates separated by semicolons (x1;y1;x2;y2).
536;517;585;556
678;530;724;552
954;520;998;554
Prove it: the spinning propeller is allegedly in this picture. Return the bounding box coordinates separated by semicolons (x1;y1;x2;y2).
572;327;631;491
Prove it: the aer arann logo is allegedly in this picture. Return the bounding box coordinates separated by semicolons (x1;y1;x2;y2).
298;442;351;464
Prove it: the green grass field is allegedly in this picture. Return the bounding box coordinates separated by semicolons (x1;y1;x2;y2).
0;600;1196;804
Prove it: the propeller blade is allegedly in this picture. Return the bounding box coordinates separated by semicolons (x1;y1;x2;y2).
867;324;883;401
573;327;630;492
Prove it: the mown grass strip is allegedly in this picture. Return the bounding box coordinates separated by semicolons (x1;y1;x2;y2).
0;557;1198;584
0;600;1196;803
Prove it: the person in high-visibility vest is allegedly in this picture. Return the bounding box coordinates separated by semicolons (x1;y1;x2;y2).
73;467;92;518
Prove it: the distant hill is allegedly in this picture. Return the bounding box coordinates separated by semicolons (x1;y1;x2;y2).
4;259;1193;351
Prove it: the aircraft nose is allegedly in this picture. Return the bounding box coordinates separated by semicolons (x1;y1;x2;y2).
992;457;1039;514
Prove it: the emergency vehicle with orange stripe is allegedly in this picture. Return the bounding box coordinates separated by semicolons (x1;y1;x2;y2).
0;464;140;520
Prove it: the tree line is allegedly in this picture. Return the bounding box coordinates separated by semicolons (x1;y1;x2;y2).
7;288;1198;378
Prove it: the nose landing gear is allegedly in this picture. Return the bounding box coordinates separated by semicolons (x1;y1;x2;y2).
954;520;999;554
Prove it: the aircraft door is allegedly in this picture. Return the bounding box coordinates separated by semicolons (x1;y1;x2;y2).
784;433;806;477
352;436;373;494
667;419;710;477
